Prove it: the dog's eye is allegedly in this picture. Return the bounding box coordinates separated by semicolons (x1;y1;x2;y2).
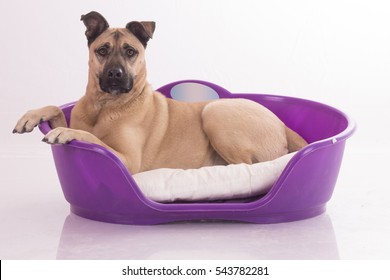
126;48;136;57
96;46;109;57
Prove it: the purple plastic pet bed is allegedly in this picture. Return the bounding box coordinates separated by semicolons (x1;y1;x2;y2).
39;80;355;225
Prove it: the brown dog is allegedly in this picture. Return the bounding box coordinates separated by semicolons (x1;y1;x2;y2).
13;11;307;174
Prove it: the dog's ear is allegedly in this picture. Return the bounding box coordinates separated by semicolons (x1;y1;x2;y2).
80;11;109;46
126;21;156;48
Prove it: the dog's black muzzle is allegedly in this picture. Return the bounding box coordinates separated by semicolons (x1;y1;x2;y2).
99;64;133;95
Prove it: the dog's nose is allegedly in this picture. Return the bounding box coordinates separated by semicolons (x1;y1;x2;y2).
108;67;124;80
100;64;132;94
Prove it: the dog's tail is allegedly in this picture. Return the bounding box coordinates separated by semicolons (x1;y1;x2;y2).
285;126;308;153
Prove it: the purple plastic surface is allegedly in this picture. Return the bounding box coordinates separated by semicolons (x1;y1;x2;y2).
39;80;355;224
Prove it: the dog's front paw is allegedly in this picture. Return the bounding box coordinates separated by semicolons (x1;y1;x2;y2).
13;110;45;134
13;106;65;134
42;127;86;144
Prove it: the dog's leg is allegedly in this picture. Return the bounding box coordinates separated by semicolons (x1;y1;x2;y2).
202;99;289;164
42;127;129;169
13;106;67;134
285;126;308;152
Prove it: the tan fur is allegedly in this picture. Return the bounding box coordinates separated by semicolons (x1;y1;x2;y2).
14;24;308;175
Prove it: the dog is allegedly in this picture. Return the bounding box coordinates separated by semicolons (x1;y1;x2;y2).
13;11;308;174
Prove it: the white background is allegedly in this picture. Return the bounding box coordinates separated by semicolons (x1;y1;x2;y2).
0;0;389;260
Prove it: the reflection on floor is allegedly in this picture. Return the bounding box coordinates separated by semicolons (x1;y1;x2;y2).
57;213;339;260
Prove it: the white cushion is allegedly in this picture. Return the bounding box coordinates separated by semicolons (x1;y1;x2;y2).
133;152;296;202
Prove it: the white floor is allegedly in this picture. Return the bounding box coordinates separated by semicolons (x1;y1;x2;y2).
1;113;389;259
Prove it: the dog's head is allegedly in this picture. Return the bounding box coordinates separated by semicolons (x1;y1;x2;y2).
81;11;155;95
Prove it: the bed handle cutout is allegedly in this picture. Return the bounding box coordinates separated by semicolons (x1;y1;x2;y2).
170;82;220;102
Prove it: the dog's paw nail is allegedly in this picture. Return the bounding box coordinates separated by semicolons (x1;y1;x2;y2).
12;129;17;134
42;137;48;143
